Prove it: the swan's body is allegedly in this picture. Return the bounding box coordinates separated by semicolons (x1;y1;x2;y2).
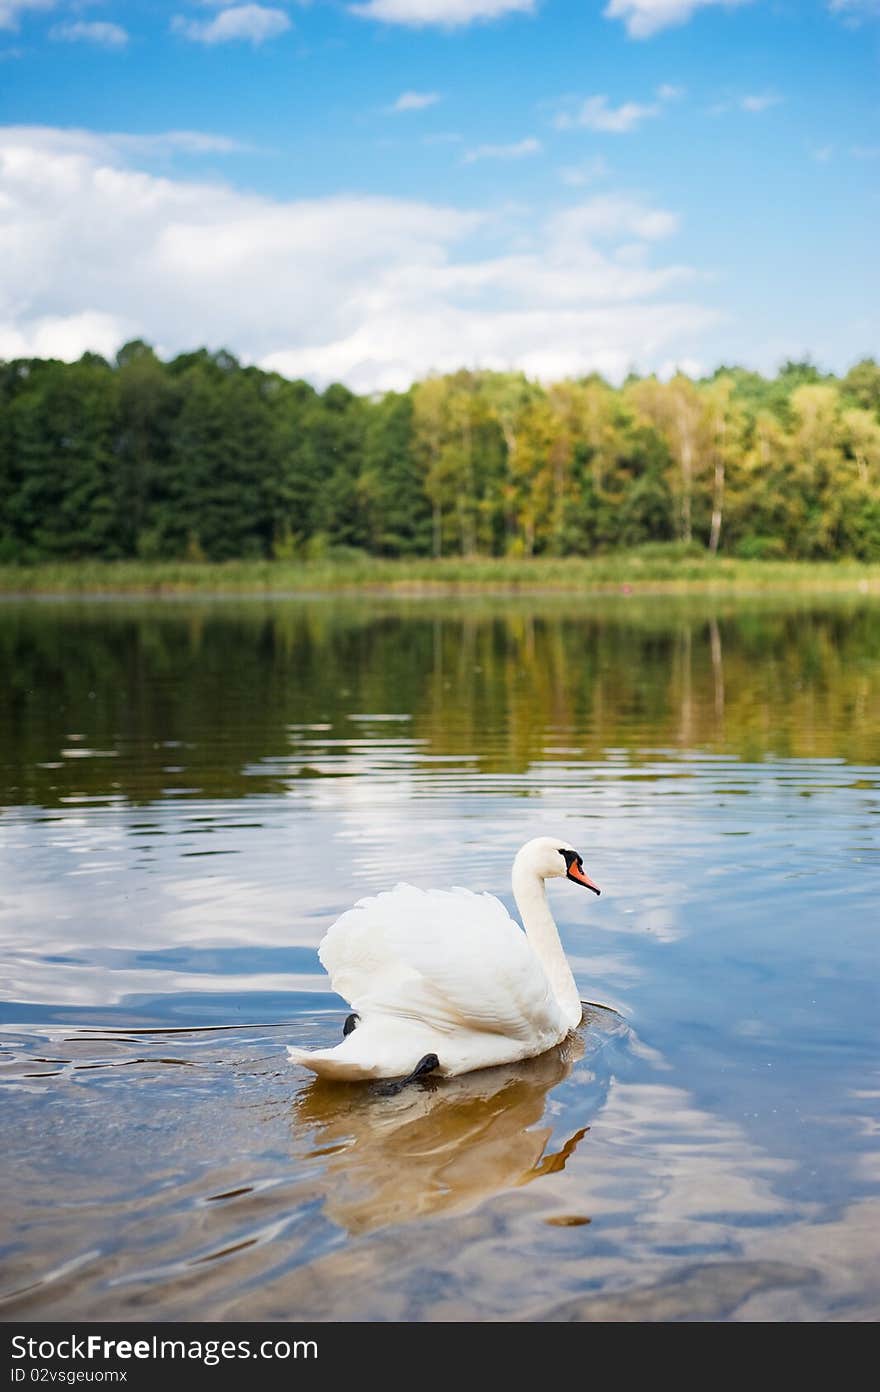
287;837;600;1083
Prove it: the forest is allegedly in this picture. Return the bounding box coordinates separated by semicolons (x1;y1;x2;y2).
1;344;879;564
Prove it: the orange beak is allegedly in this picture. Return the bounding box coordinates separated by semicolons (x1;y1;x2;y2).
567;862;601;895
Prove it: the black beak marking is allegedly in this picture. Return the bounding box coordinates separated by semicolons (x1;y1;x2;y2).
559;847;601;895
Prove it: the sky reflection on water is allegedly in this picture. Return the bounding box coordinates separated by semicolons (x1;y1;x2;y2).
1;596;878;1320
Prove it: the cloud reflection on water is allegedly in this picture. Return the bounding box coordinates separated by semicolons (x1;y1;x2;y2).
1;597;878;1318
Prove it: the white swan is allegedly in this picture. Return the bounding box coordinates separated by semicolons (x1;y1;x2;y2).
287;836;600;1086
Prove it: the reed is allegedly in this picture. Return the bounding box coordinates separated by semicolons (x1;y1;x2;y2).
2;546;879;597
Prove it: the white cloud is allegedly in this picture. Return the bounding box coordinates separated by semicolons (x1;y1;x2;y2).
656;83;685;101
350;0;534;27
0;310;130;362
463;136;541;163
551;195;680;242
740;92;781;112
390;90;440;113
556;94;661;134
116;130;251;155
172;4;290;44
604;0;751;39
829;1;880;17
558;156;609;187
0;125;716;392
710;92;783;115
0;0;54;32
0;126;250;162
555;83;681;134
50;21;129;48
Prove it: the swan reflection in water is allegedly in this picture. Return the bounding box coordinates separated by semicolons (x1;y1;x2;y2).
292;1007;623;1235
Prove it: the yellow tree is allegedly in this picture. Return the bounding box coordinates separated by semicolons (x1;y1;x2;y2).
412;375;449;557
701;375;744;555
413;372;501;556
841;407;880;487
544;382;584;554
789;384;843;555
511;394;556;555
577;377;619;496
728;407;797;555
480;371;544;553
625;375;712;545
838;407;880;558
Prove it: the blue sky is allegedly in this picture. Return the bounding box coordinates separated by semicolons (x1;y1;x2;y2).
0;0;877;389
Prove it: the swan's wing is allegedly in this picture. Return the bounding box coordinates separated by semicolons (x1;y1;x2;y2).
318;884;562;1041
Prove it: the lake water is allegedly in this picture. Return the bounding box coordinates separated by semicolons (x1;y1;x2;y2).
1;595;878;1322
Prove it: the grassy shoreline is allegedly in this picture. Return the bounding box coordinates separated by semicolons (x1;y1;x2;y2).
2;550;880;597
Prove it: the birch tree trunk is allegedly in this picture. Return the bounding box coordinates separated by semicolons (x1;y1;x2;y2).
709;414;726;555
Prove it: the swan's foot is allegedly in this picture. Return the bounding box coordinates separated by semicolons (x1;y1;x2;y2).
342;1012;359;1038
374;1053;440;1097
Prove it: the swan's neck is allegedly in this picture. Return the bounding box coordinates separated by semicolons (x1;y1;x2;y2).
512;864;582;1030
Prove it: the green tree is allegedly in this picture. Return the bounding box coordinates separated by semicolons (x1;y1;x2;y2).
5;355;120;559
115;341;179;557
164;352;276;560
360;391;431;556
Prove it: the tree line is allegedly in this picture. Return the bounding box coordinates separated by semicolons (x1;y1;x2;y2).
1;342;879;563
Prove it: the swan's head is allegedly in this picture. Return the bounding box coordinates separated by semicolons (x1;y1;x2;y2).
514;837;600;895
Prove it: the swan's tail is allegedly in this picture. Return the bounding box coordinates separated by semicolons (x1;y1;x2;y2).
288;1017;441;1082
287;1043;383;1082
